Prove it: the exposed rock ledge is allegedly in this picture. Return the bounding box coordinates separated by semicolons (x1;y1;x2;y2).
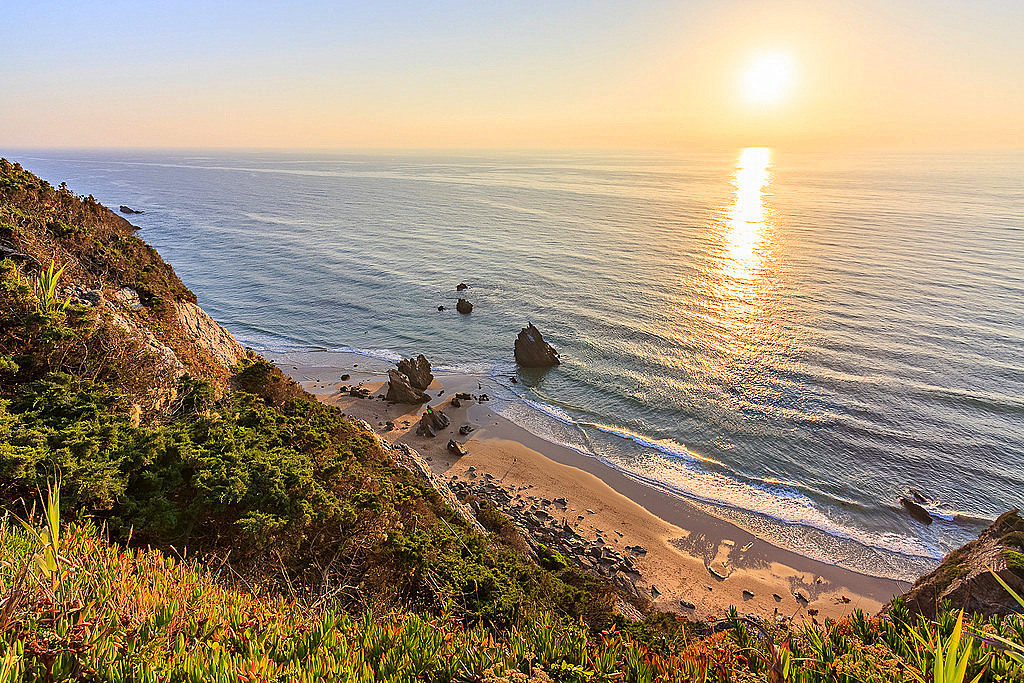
175;301;248;368
890;510;1024;618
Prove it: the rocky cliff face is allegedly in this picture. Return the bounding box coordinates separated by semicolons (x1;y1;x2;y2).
892;510;1024;618
0;158;249;420
176;301;248;368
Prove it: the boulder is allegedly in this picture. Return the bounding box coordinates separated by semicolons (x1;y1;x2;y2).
900;497;933;525
70;289;103;307
396;354;433;391
456;282;469;291
456;298;473;314
385;369;428;404
514;323;560;367
415;407;450;437
119;205;145;214
447;439;468;457
437;305;445;311
889;510;1024;618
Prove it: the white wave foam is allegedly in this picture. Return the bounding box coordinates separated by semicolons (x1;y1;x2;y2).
327;346;404;363
506;395;946;564
586;423;722;466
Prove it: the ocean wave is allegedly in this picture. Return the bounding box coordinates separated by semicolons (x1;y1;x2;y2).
504;393;948;565
584;422;722;466
327;346;405;363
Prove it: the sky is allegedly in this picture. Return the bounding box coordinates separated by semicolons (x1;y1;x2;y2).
2;0;1022;150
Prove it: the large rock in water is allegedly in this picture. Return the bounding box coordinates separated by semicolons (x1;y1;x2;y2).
416;407;450;437
514;323;560;367
889;510;1024;618
397;354;433;391
456;298;473;314
385;369;428;404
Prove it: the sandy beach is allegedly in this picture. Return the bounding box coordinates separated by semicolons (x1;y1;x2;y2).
269;350;909;622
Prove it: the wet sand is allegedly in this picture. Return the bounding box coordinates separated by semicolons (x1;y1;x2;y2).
269;350;909;621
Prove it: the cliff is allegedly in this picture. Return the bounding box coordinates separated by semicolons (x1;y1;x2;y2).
891;510;1024;618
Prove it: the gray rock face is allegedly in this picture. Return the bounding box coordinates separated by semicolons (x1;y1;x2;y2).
386;369;429;404
70;289;103;307
114;287;143;311
456;298;473;314
416;407;450;437
396;354;433;391
176;301;247;368
514;323;560;367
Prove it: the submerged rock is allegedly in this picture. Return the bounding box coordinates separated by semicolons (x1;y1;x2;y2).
514;322;560;367
385;369;428;404
456;298;473;314
397;354;433;391
900;497;933;525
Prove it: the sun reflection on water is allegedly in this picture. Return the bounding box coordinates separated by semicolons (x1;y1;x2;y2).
724;147;772;282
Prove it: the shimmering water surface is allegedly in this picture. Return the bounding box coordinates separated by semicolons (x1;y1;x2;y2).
12;148;1024;579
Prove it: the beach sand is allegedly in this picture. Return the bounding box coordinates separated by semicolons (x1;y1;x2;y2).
269;350;908;622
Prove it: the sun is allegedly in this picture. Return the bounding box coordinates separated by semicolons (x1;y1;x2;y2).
742;52;795;106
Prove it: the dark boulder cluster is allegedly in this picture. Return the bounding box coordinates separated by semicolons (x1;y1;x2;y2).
385;354;433;404
416;407;450;437
514;323;560;367
448;475;649;600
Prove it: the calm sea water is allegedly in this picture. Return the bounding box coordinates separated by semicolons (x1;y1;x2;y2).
11;149;1024;579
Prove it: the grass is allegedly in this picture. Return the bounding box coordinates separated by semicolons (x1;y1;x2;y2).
2;488;1024;682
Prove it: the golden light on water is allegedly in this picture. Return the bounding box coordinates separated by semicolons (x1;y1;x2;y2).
702;146;776;358
724;147;772;282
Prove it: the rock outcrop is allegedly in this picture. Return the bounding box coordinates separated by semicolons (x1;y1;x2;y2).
456;298;473;314
396;354;433;391
416;407;450;437
900;497;933;525
385;369;429;404
119;205;144;214
176;301;248;368
456;282;469;291
514;323;560;367
891;510;1024;618
114;287;143;311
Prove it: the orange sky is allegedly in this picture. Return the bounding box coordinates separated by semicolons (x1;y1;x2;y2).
2;1;1022;150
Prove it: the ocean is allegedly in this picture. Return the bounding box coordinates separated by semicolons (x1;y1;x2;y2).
11;148;1024;580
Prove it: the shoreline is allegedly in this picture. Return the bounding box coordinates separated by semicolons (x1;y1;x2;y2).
268;349;911;620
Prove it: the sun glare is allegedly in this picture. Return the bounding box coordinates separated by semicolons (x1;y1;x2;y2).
742;52;795;106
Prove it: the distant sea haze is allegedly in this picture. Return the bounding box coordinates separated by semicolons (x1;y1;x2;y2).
15;148;1024;580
